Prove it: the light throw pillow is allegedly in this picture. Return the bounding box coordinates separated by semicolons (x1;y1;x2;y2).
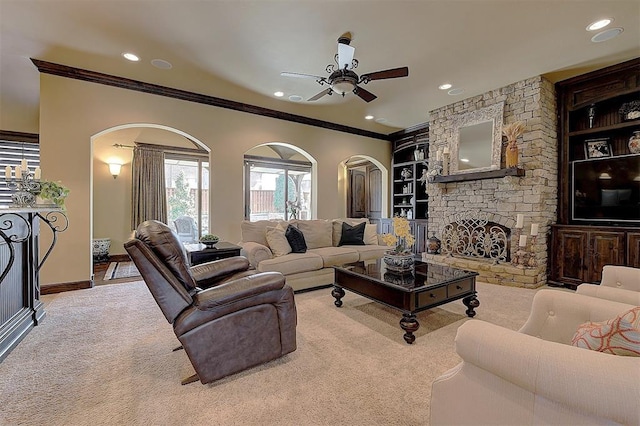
265;224;291;257
571;306;640;357
296;220;332;249
332;218;369;246
364;224;378;245
338;222;366;246
241;220;288;247
285;225;307;253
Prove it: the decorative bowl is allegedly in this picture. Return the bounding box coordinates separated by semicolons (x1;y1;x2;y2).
199;235;219;248
383;252;414;274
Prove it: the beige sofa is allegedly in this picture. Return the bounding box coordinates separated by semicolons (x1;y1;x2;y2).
430;289;639;425
239;218;388;292
577;264;640;305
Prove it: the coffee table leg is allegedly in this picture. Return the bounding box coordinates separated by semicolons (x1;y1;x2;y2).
463;295;480;317
400;313;419;344
332;286;345;307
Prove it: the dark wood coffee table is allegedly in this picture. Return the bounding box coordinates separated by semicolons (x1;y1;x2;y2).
332;259;479;344
184;242;242;266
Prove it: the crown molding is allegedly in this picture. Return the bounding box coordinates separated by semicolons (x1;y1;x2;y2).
31;59;392;142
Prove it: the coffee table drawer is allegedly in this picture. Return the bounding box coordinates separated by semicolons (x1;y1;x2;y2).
417;286;447;307
448;280;473;297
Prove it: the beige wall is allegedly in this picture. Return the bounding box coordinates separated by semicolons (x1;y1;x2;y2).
39;74;391;286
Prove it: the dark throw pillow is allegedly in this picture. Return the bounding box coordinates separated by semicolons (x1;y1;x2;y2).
338;221;366;246
285;225;307;253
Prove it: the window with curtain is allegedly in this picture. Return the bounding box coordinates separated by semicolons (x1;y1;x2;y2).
165;153;209;241
131;145;167;229
244;155;311;221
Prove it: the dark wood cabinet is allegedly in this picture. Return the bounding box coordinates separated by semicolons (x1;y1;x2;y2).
550;225;636;288
550;58;640;288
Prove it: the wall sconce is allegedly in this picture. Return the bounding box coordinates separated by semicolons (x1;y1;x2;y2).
108;162;122;179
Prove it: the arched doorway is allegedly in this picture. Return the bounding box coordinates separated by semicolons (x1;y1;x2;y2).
91;124;209;257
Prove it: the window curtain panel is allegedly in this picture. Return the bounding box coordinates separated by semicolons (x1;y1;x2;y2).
131;146;167;229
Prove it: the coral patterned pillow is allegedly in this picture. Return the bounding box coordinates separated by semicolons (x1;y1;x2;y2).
571;306;640;357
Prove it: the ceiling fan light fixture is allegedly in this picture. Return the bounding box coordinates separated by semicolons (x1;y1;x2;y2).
332;79;356;95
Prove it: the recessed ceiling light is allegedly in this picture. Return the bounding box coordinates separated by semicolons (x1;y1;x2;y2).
448;88;465;96
375;118;387;123
289;95;303;102
274;91;284;97
586;18;613;31
460;158;470;163
122;52;139;62
591;28;623;43
365;115;374;120
438;83;452;90
151;59;172;69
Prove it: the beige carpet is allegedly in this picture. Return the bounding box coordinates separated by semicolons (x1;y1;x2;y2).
0;280;546;425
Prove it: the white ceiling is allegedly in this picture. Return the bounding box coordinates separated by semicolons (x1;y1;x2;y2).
1;1;639;135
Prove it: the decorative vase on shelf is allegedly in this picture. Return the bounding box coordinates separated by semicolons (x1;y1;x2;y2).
383;252;414;274
505;139;519;168
629;131;640;154
400;167;412;180
414;146;420;161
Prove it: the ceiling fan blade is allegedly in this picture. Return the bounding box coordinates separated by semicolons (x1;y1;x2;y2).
354;86;377;102
281;71;325;80
337;43;355;70
360;67;409;82
308;88;332;101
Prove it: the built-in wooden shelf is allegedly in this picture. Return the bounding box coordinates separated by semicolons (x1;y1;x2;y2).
432;167;524;183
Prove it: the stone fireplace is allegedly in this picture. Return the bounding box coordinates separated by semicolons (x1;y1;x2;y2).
423;76;557;288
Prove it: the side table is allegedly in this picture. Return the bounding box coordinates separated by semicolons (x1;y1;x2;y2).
184;242;242;266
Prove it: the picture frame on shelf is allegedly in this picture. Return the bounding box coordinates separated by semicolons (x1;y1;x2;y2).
584;138;612;159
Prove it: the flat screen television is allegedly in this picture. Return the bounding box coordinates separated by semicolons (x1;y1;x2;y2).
572;154;640;225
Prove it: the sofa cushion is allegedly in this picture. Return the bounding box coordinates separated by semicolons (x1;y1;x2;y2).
310;247;360;267
571;306;640;357
297;220;332;249
265;224;291;257
257;252;324;276
332;218;369;246
285;225;307;253
350;244;388;261
241;220;288;247
338;221;366;246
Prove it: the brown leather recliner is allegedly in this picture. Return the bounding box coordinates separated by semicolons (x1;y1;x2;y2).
124;220;297;384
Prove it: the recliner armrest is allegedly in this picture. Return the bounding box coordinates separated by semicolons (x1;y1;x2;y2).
190;256;250;288
194;271;285;309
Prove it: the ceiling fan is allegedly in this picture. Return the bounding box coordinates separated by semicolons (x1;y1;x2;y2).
280;32;409;103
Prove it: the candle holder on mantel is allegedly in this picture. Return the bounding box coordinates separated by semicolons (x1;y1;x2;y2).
5;168;41;207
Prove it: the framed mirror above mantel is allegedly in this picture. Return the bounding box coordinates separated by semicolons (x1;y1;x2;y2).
432;101;524;183
450;102;504;174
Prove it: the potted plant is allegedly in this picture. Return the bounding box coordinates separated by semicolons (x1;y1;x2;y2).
35;180;70;209
381;216;416;274
199;233;220;248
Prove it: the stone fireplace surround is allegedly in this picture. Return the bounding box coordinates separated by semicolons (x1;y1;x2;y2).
424;76;558;288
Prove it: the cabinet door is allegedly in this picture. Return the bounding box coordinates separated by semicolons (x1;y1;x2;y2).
626;232;640;268
552;229;589;285
588;232;625;282
348;168;367;218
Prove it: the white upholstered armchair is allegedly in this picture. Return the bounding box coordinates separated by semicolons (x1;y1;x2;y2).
577;265;640;305
430;289;640;425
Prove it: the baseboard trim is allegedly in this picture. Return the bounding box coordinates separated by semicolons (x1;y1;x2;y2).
41;280;93;295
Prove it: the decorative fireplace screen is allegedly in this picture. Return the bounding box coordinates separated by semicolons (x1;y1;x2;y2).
441;211;510;263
